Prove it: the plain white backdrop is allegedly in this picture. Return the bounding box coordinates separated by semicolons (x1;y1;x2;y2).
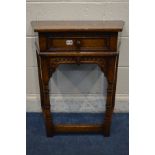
0;0;155;155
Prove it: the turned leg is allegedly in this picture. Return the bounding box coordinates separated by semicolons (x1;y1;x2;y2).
41;85;54;137
103;81;114;137
102;57;118;137
36;53;54;137
112;55;119;111
36;51;44;106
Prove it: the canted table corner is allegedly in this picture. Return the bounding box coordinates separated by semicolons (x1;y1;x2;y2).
31;21;124;137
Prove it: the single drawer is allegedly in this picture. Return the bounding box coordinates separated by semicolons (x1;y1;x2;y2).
39;32;118;52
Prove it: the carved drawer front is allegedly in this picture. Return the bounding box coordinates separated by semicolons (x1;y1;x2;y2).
39;32;118;52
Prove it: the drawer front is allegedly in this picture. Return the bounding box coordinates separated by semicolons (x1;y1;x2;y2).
48;38;77;50
39;32;118;52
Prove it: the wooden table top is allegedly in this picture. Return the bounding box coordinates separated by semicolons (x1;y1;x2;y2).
31;21;124;32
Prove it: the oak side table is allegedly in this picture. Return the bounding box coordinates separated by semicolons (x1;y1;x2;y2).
31;21;124;137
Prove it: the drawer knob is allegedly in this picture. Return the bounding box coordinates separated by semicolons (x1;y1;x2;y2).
66;40;73;45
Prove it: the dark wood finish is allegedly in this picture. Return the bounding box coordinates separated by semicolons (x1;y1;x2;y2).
38;32;117;52
32;21;124;137
54;124;104;133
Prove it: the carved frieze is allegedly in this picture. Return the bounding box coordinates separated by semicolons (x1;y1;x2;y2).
49;56;108;77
